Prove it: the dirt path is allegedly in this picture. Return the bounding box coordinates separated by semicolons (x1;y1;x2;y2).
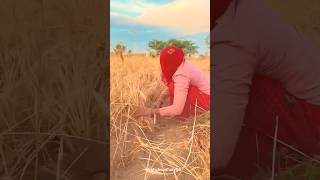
111;118;196;180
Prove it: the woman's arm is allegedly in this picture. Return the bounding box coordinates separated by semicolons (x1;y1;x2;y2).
212;44;256;169
133;76;189;118
159;74;190;116
154;87;169;108
159;87;169;99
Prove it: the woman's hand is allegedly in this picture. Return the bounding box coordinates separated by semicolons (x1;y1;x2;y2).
152;99;163;108
152;88;169;108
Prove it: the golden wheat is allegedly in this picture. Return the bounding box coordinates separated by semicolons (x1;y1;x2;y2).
110;54;210;180
0;1;107;179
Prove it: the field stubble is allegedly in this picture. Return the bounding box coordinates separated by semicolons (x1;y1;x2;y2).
110;55;210;180
0;1;107;179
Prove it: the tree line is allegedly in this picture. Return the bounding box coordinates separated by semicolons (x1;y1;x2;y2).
148;39;198;57
113;38;202;61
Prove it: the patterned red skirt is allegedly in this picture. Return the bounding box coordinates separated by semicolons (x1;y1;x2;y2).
167;81;210;120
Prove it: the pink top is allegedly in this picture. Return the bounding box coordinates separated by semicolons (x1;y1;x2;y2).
159;60;210;116
212;0;320;166
213;0;320;127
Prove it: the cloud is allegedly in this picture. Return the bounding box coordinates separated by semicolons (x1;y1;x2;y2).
136;0;209;35
111;0;210;35
110;0;156;17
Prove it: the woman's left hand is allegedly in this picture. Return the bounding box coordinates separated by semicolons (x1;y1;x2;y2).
152;99;163;108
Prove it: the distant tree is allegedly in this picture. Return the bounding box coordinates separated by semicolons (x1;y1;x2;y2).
183;41;199;57
113;42;126;62
148;39;199;58
148;40;167;55
167;38;188;49
128;49;132;57
167;39;198;57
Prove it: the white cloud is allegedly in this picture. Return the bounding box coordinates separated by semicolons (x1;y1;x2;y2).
136;0;210;35
111;0;210;35
110;0;156;16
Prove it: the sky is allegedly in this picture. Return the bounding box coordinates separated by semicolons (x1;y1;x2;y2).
110;0;210;54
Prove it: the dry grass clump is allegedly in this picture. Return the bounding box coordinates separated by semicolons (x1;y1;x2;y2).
110;55;210;180
0;1;107;179
137;112;210;180
110;55;164;172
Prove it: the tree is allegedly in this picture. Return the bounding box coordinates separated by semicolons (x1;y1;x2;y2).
167;38;188;49
128;49;132;57
113;42;126;62
183;41;199;57
167;39;198;57
148;40;167;55
148;39;199;58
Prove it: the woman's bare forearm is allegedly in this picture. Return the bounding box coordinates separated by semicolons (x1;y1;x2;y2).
153;87;168;109
158;87;169;101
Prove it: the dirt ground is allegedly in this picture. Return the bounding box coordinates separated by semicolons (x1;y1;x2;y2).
111;117;197;180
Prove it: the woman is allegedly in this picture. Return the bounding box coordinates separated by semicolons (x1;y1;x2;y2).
134;45;210;120
213;0;320;178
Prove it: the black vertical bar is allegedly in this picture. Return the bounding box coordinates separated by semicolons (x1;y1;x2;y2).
105;0;110;179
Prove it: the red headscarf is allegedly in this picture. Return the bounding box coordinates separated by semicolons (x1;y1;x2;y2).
160;45;185;85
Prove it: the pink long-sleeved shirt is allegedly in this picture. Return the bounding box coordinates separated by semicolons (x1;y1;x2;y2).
159;60;210;116
212;0;320;168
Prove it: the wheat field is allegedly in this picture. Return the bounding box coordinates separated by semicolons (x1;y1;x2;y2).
2;0;320;179
0;1;107;179
110;54;210;180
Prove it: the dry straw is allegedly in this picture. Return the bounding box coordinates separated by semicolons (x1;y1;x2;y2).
110;54;210;180
0;0;107;179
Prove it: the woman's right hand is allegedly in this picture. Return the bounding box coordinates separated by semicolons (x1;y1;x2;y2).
153;88;168;108
152;99;163;108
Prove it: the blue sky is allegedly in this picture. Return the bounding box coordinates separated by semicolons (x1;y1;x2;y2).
110;0;210;54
